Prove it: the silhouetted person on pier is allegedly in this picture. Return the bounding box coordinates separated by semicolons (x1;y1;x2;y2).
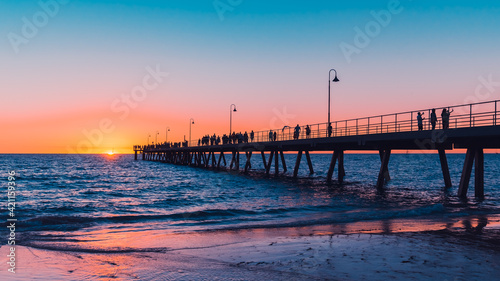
328;123;332;137
244;131;249;143
216;136;221;145
250;130;254;142
430;109;437;130
269;130;273;141
273;131;277;141
305;125;311;138
294;124;301;140
441;108;454;129
417;112;425;131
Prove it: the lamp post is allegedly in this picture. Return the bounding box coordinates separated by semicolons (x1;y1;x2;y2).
189;118;194;146
155;131;159;144
328;68;340;126
230;104;237;135
166;127;170;143
147;133;151;145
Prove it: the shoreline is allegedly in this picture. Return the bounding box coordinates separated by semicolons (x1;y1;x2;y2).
3;215;500;280
14;213;500;251
2;232;500;280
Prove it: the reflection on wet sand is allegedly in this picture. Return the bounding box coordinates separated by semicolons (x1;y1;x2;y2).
461;216;489;233
6;214;500;280
23;214;500;254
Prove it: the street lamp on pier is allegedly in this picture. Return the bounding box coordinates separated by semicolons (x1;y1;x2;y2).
166;127;170;143
230;104;237;135
189;118;194;146
328;68;340;127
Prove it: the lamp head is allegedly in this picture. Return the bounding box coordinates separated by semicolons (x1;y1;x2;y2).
233;108;237;112
332;75;340;82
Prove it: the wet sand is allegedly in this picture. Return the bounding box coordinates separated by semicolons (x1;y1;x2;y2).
2;217;500;280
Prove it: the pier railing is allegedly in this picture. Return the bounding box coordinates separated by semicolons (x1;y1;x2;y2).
245;100;499;144
139;99;499;149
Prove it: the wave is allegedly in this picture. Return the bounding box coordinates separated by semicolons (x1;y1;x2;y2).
206;204;449;232
18;208;260;232
20;241;170;254
13;204;453;254
14;204;450;234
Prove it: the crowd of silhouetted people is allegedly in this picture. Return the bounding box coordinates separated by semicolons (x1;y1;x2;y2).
190;107;457;147
417;108;454;131
139;141;189;150
198;131;256;146
140;107;461;149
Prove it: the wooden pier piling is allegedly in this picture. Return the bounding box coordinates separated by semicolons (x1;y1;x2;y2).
376;149;391;189
293;151;303;178
438;148;452;188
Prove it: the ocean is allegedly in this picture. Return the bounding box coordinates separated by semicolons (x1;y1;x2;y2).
2;153;500;254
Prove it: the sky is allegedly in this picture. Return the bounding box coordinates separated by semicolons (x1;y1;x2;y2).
1;0;500;153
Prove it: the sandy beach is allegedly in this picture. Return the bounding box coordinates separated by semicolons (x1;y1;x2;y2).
3;216;500;280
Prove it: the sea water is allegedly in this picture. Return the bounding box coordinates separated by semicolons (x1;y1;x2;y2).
1;153;499;252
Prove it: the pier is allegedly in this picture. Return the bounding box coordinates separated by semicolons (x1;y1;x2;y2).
134;100;500;198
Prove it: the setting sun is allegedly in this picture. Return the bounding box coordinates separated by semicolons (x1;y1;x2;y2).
106;151;115;156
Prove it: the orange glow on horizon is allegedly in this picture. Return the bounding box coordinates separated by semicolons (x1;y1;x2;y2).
2;102;499;154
